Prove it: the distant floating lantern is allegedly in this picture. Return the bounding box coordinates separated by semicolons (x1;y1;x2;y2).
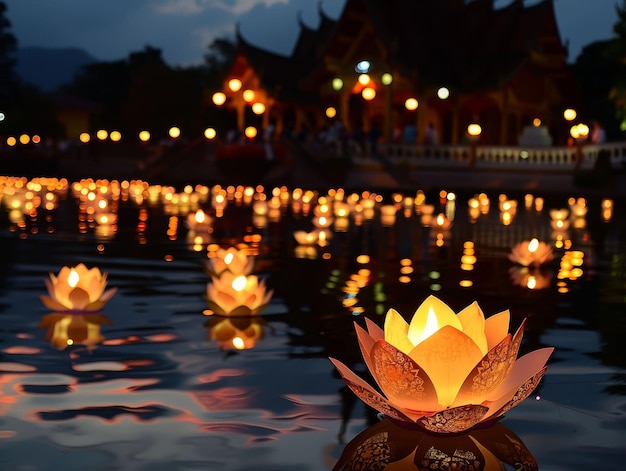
212;91;226;106
40;264;117;313
228;78;242;92
206;272;273;317
362;87;376;101
139;130;150;142
405;98;418;111
251;102;266;114
242;89;256;102
509;238;554;267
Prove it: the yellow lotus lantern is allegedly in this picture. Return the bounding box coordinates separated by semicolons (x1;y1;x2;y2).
40;264;117;312
329;295;553;434
508;238;554;267
206;272;273;316
205;246;254;277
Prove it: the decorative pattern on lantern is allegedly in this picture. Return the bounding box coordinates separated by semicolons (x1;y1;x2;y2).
40;264;117;312
205;246;254;278
205;271;273;316
329;295;553;434
508;238;554;267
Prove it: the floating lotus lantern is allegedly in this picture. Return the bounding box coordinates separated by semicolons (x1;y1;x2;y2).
39;312;112;349
508;238;554;267
186;209;213;232
206;271;273;316
329;295;553;434
205;246;254;277
40;264;117;313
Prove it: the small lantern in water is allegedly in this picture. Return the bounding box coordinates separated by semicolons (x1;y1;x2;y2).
508;238;554;267
329;295;553;433
40;264;117;312
205;272;273;317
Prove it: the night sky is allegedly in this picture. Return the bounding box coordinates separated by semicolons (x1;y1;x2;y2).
4;0;621;67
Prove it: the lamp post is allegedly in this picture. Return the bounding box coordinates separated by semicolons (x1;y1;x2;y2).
467;123;482;166
570;122;589;170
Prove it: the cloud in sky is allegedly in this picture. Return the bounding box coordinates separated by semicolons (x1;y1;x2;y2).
4;0;620;67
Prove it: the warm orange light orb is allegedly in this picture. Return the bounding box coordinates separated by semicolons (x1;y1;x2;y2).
6;136;16;146
204;127;217;140
19;134;30;145
326;106;337;118
358;74;371;85
79;132;91;143
32;134;41;144
437;87;450;100
169;126;181;139
228;78;242;92
467;123;482;137
242;89;256;102
570;123;589;139
563;108;577;121
405;98;418;111
533;118;542;127
96;129;108;140
212;91;226;106
362;87;376;100
244;126;257;139
251;102;265;114
110;131;121;142
139;130;150;142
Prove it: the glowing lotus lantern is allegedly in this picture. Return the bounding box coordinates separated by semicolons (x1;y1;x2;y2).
186;209;213;232
508;238;554;267
205;246;254;277
205;272;273;316
329;295;553;434
40;264;117;313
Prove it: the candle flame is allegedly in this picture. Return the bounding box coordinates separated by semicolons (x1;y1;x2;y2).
224;252;234;265
232;275;247;292
436;214;445;226
194;210;206;224
416;307;439;344
527;276;537;290
528;238;539;253
68;269;80;288
232;337;245;350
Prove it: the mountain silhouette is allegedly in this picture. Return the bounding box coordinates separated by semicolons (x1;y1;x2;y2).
15;47;97;92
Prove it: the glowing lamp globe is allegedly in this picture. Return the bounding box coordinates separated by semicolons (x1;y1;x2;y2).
212;91;226;106
405;98;418;111
330;295;553;434
228;78;242;92
40;264;117;313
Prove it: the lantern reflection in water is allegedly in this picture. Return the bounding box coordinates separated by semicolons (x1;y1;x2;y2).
205;315;269;351
333;418;537;471
39;312;112;350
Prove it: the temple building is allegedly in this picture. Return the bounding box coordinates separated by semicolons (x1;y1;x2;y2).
217;0;579;146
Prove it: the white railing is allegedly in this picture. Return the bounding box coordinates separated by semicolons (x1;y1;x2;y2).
379;142;626;172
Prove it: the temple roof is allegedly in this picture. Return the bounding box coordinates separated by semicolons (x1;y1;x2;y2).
233;0;568;100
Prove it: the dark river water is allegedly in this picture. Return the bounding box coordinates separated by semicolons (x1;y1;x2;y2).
0;176;624;470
